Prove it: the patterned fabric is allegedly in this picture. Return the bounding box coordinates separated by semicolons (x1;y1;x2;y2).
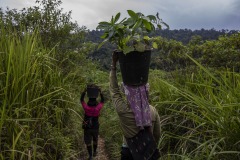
125;128;160;160
122;83;152;128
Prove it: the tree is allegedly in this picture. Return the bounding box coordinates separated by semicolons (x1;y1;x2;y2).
0;0;87;49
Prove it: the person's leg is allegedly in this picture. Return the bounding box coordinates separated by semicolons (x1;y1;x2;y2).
121;147;134;160
84;129;93;159
92;129;99;156
93;143;97;157
86;145;92;160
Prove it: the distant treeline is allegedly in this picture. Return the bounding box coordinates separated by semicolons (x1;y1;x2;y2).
86;28;238;44
86;29;240;72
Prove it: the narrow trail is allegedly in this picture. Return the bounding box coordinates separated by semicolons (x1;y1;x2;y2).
94;136;109;160
78;136;109;160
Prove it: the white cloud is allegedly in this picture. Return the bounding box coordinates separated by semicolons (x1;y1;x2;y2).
1;0;34;9
1;0;239;30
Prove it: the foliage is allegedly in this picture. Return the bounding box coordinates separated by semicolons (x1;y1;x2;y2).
0;24;84;159
152;33;240;71
97;10;169;54
150;36;189;70
1;1;240;159
148;62;240;159
0;2;103;159
99;102;122;159
0;0;87;49
153;28;238;44
199;33;240;71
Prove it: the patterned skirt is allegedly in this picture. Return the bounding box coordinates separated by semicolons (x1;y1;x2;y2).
125;128;160;160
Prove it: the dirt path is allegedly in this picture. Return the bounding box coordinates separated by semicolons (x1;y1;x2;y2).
78;136;109;160
94;136;109;160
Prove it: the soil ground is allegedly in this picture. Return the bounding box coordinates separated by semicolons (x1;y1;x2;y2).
78;136;109;160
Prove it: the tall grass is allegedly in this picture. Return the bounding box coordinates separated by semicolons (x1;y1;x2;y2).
0;25;82;159
96;59;240;160
99;102;122;159
77;58;240;160
150;58;240;159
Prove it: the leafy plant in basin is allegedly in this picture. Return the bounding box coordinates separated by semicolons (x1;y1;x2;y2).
96;10;169;54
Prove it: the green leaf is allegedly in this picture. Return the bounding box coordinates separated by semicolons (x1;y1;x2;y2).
123;45;134;54
117;23;125;29
114;12;121;23
150;23;156;31
127;10;138;20
96;10;169;50
108;31;114;39
124;18;135;27
98;21;110;25
144;36;150;41
100;32;108;39
97;21;110;29
111;16;115;24
132;35;140;40
135;42;145;52
157;24;162;30
119;17;127;24
132;19;142;30
117;28;124;37
142;16;150;22
98;39;109;49
153;42;158;49
156;12;160;20
142;19;151;31
136;28;142;34
147;15;157;22
162;22;170;29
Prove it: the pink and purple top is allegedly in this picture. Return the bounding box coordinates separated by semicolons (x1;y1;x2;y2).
81;101;104;117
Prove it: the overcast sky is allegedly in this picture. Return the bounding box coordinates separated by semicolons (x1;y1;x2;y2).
1;0;240;31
